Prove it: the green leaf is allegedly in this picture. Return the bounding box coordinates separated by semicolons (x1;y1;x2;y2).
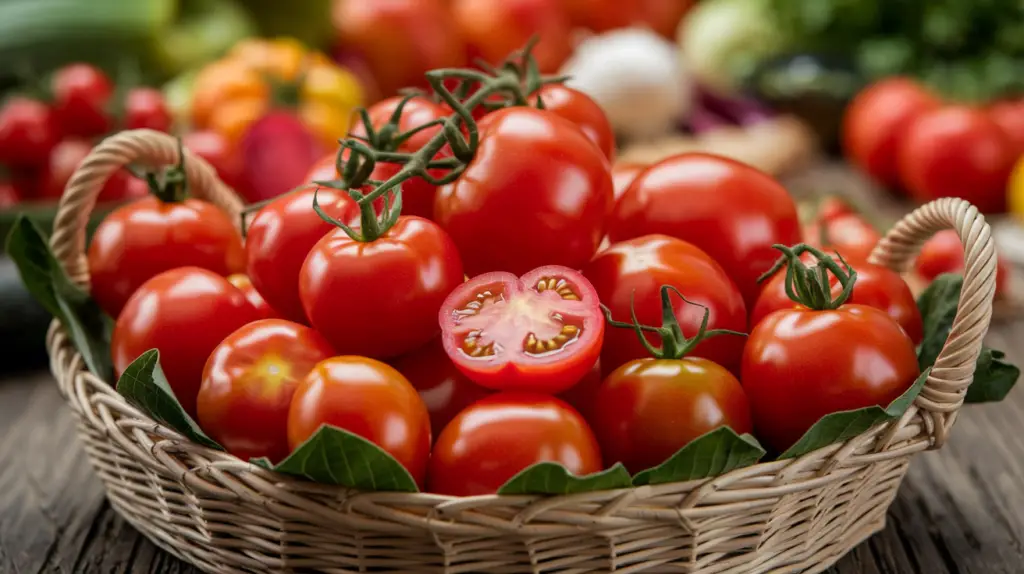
4;215;113;378
916;273;963;370
249;457;273;470
778;368;931;460
966;348;1020;403
268;425;418;492
497;462;633;495
631;427;766;486
115;349;223;451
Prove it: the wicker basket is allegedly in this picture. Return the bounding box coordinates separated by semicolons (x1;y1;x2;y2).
46;130;998;574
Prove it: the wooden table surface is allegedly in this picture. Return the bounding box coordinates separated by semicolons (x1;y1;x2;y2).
2;164;1024;573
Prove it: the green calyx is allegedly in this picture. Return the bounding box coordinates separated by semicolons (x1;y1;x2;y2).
758;243;858;311
130;137;188;203
601;285;747;361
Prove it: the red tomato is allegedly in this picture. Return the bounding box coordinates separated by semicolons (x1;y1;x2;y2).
88;196;246;317
842;78;940;189
915;229;1011;298
39;139;145;202
560;0;693;36
112;267;261;418
227;274;280;320
239;111;326;203
752;253;923;343
51;63;113;137
438;265;604;393
0;97;60;168
592;357;752;473
197;319;335;462
635;0;696;38
611;162;647;205
245;186;360;323
0;179;27;207
804;213;881;263
435;107;612;276
556;358;602;418
390;338;494;435
123;87;173;133
288;356;431;486
181;130;246;196
815;196;855;224
534;84;615;161
898;105;1016;214
332;0;466;98
742;304;920;453
452;0;573;74
987;99;1024;155
428;393;602;496
299;216;464;359
609;153;801;307
582;235;748;375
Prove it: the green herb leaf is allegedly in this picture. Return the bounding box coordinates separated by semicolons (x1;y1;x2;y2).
631;427;766;486
497;462;632;495
778;368;931;460
4;215;113;378
249;457;273;470
916;273;963;370
115;349;223;450
966;348;1019;403
268;425;418;492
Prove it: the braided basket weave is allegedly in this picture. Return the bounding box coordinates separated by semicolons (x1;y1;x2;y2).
46;130;998;574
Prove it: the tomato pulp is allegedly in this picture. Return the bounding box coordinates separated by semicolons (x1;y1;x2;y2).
439;266;604;394
197;319;335;462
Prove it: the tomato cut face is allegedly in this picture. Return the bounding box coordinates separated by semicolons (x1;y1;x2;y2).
439;265;603;394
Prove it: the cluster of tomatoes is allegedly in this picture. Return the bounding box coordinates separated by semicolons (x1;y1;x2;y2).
93;66;928;496
843;76;1024;214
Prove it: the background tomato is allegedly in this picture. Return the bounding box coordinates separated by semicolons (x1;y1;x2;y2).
611;162;647;206
39;139;147;202
428;393;601;496
0;97;59;168
299;216;464;359
227;274;279;320
123;87;173;133
915;229;1011;298
582;235;748;375
987;99;1024;155
390;338;494;435
88;196;246;318
842;78;940;189
435;107;612;276
609;153;801;307
439;266;604;394
804;212;881;263
452;0;573;73
288;356;431;486
742;304;920;453
898;105;1016;213
197;319;335;462
534;84;616;161
51;63;113;137
181;130;246;197
112;267;261;418
0;181;21;208
591;357;752;473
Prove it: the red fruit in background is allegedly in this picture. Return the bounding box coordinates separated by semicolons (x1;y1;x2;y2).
39;139;146;202
181;130;246;195
842;78;940;189
0;97;60;168
51;63;113;137
987;99;1024;155
915;229;1011;298
611;162;647;205
898;106;1016;214
452;0;574;73
123;87;173;132
0;180;22;208
239;111;325;203
560;0;694;37
534;84;616;161
805;213;881;263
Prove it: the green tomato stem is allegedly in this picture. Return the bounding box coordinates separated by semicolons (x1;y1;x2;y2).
758;244;858;311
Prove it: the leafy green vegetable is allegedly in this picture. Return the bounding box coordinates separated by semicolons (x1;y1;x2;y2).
967;349;1020;403
632;427;766;486
5;215;113;378
778;368;931;460
115;349;223;450
497;462;632;495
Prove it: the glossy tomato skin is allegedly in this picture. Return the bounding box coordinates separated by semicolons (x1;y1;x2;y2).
39;139;149;202
0;97;60;168
245;186;360;323
742;305;920;453
181;131;246;196
123;87;172;132
391;338;494;435
300;216;464;359
898;106;1016;214
428;393;602;496
582;235;748;375
535;84;616;161
87;196;246;318
611;162;647;206
915;229;1011;298
452;0;573;73
804;213;881;263
51;63;113;137
112;267;262;418
197;319;335;462
751;255;923;343
435;107;613;276
227;274;280;320
556;358;603;418
609;153;801;307
842;78;940;189
591;357;752;473
438;266;604;394
288;356;431;486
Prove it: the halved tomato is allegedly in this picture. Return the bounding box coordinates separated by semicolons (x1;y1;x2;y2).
438;265;604;394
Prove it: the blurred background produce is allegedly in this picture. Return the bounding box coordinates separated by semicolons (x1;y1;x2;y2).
0;0;1022;371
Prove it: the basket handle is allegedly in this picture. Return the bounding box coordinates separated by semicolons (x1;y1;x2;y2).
48;129;245;289
869;197;997;447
